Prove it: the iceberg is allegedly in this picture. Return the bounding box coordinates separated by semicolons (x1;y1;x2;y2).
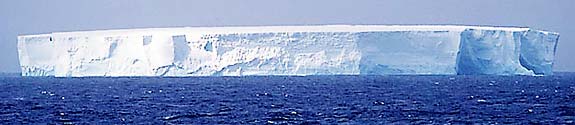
17;25;559;77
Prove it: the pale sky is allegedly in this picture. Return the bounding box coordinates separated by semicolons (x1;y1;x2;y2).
1;0;573;72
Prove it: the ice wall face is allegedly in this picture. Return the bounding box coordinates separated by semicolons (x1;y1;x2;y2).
152;32;360;76
210;32;360;76
357;31;461;75
519;30;559;75
17;35;55;76
17;25;559;77
50;33;177;77
457;29;532;75
456;29;559;75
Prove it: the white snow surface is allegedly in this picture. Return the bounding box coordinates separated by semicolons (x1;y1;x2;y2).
17;25;559;77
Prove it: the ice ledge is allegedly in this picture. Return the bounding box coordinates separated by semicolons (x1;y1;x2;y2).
17;25;559;77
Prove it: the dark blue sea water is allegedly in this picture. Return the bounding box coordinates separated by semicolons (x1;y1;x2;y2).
1;74;575;124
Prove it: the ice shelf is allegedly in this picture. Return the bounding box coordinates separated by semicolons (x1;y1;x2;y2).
17;25;559;77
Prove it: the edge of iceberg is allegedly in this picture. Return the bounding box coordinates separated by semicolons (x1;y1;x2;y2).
17;25;559;77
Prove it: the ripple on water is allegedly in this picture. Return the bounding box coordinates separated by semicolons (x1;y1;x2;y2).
0;75;573;124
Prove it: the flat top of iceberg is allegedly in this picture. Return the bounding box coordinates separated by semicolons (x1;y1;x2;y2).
20;25;558;38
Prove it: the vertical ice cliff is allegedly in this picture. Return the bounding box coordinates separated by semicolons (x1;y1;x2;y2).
17;34;55;76
519;30;559;75
457;29;532;75
17;25;559;77
456;29;559;75
357;31;461;75
156;32;360;76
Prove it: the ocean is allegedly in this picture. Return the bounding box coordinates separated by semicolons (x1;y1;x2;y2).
1;74;574;124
